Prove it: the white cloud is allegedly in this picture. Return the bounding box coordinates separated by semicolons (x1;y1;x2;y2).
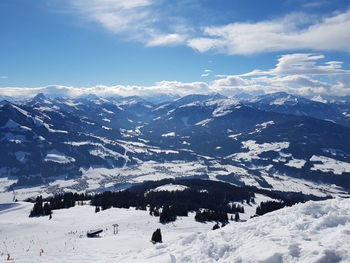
70;0;153;35
0;81;210;99
188;9;350;55
212;76;248;87
68;0;188;46
147;33;186;46
302;1;329;9
200;69;213;78
241;53;350;76
211;53;350;97
1;54;349;99
154;80;210;96
65;1;350;55
0;76;8;79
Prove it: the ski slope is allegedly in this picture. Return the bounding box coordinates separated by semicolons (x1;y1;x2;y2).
1;198;350;262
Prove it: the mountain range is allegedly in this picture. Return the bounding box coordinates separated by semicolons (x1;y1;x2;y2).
1;92;350;200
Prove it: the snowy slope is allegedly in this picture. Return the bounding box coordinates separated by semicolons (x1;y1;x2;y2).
1;198;350;262
0;202;216;262
127;198;350;263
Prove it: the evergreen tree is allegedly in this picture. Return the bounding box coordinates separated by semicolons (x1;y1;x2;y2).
43;202;51;216
29;195;44;217
151;228;162;243
235;212;240;222
256;201;286;216
212;223;220;230
159;205;176;223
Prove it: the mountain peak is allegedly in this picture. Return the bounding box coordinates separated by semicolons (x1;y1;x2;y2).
33;93;46;101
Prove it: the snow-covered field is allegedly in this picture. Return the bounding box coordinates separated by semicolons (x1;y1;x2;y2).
0;202;216;262
310;155;350;175
1;198;350;262
0;157;347;203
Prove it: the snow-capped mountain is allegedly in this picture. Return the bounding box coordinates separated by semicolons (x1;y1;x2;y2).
244;92;350;128
0;92;350;201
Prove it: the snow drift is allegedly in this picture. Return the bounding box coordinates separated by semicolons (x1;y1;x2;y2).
129;198;350;263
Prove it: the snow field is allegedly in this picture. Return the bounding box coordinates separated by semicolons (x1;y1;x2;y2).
0;202;218;262
310;155;350;175
1;192;350;262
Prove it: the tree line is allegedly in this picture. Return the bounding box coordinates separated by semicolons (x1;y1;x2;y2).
28;178;330;222
29;192;91;217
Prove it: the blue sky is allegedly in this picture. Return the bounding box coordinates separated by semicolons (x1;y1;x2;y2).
1;0;350;98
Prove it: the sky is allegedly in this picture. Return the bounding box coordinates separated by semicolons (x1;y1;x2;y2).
1;0;350;99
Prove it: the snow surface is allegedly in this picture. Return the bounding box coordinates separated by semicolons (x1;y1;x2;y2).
1;198;350;262
195;118;212;126
1;132;27;144
231;140;290;161
256;120;275;128
10;104;31;117
44;150;75;164
161;132;176;137
1;155;346;202
270;95;297;105
43;123;68;134
151;183;189;192
311;95;327;104
102;108;114;114
208;99;239;117
285;158;306;169
310;155;350;175
127;198;350;263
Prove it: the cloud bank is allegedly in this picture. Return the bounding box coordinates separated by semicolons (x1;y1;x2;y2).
1;54;349;99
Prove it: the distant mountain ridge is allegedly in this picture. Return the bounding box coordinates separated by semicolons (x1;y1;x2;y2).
0;92;350;200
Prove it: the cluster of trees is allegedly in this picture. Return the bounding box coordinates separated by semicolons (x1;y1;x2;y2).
159;205;188;223
88;179;257;224
230;212;240;222
29;196;52;217
29;192;91;217
132;179;254;203
255;201;288;216
195;209;229;223
29;179;328;222
228;203;244;213
90;188;251;223
29;179;254;222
